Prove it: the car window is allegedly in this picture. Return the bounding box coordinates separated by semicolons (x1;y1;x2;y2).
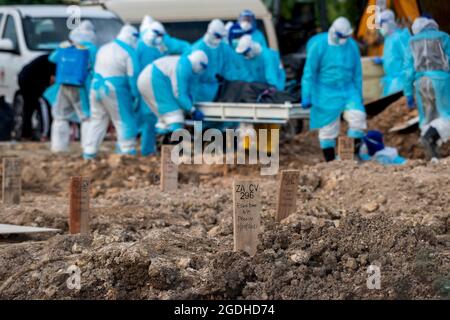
3;15;19;50
22;17;123;51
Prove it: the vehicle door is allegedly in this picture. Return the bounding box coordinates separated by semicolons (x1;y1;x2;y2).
0;12;22;103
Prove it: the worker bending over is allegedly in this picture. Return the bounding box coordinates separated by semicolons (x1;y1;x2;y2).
136;20;190;156
301;17;367;162
235;35;286;91
137;51;208;142
83;25;140;160
404;17;450;161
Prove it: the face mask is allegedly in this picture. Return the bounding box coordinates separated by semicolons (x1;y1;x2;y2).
240;21;252;32
380;23;390;37
334;31;350;45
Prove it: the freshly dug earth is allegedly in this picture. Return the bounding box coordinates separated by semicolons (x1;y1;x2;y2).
0;138;449;299
368;97;450;159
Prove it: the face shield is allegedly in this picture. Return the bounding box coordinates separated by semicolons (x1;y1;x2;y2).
239;10;255;32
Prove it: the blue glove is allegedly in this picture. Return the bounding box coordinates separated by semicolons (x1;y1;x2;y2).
372;57;383;65
301;98;312;110
192;109;205;121
407;96;416;109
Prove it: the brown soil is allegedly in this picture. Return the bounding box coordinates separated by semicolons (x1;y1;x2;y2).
0;100;449;300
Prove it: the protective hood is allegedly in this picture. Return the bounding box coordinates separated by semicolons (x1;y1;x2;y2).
140;15;154;33
379;9;397;37
239;9;256;33
142;21;166;47
412;17;439;35
188;50;209;74
117;24;139;49
69;25;96;45
328;17;353;46
204;19;226;48
236;34;261;59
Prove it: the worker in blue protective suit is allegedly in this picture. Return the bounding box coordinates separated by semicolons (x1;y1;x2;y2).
190;19;240;102
137;50;208;142
83;25;140;160
136;21;191;156
404;17;450;161
235;35;286;91
301;17;367;162
228;9;268;48
373;9;411;96
49;20;97;153
359;130;407;165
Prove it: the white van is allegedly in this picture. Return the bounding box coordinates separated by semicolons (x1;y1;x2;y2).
102;0;278;49
0;5;123;138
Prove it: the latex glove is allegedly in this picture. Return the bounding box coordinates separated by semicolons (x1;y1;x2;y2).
372;57;383;65
406;96;416;109
192;109;205;121
301;98;312;110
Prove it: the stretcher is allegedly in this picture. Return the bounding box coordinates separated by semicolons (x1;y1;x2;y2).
194;102;309;124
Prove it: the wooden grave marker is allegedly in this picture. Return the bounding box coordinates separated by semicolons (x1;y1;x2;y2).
233;180;261;256
338;136;355;161
276;170;300;222
69;176;90;234
160;145;178;192
2;157;22;205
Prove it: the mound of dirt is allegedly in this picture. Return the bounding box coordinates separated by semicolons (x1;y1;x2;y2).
368;97;450;159
1;153;449;299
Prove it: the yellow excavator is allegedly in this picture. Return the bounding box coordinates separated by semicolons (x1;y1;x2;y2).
357;0;421;57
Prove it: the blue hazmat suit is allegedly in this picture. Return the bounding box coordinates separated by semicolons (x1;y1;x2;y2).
382;28;410;96
404;27;450;141
136;34;190;156
302;33;365;149
83;28;140;159
48;40;97;152
47;40;98;118
190;38;239;102
240;48;286;91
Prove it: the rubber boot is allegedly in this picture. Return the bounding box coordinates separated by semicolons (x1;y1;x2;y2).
322;148;336;162
354;138;362;160
421;127;441;160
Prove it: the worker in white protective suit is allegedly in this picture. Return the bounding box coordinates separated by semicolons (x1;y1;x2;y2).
139;15;154;33
137;50;208;143
83;25;140;160
50;21;97;153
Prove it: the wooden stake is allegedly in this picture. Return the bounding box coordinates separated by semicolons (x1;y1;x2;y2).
276;170;300;222
69;176;90;235
233;180;261;256
160;145;178;192
2;158;22;205
338;136;355;161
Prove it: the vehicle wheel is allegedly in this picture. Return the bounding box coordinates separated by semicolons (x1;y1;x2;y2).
31;98;52;140
12;93;25;140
